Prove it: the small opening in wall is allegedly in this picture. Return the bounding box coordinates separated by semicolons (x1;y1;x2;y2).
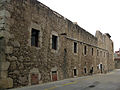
104;52;105;57
100;51;102;57
52;35;58;50
90;67;93;75
84;68;87;74
92;48;94;56
73;69;77;76
31;28;39;47
84;46;87;55
97;50;99;56
74;42;77;53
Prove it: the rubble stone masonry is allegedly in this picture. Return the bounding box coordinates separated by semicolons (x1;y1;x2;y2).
0;0;114;88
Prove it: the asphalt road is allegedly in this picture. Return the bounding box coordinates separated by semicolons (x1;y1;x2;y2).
10;69;120;90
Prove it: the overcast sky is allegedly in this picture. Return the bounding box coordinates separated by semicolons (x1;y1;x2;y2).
39;0;120;51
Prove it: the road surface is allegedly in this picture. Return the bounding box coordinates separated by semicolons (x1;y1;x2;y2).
10;69;120;90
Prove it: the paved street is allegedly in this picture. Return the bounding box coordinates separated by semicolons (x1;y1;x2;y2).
10;69;120;90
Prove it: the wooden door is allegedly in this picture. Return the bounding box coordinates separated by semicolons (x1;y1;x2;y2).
31;73;39;85
52;71;57;81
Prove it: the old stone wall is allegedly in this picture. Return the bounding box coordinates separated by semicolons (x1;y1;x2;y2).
0;0;13;88
0;0;114;88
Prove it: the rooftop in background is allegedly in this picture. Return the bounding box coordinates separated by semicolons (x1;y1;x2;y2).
114;49;120;60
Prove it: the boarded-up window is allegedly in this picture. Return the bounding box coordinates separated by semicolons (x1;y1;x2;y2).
52;35;58;50
31;29;39;47
74;42;77;53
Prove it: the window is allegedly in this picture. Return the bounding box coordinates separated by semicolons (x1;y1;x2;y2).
104;52;105;57
52;35;58;50
84;68;87;74
84;46;87;55
92;48;94;56
100;51;102;57
97;50;99;56
31;28;39;47
74;42;77;53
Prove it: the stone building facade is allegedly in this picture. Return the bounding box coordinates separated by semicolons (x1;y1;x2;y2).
0;0;114;88
114;50;120;69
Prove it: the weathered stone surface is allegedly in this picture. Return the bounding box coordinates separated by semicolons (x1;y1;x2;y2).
0;0;11;3
18;56;24;62
0;10;10;18
11;40;20;48
5;46;13;54
18;76;28;86
0;78;13;88
0;71;7;78
9;70;20;76
7;56;17;61
0;61;10;71
9;62;17;70
0;0;114;88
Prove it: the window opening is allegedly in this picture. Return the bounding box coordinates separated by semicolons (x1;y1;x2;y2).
74;42;77;53
84;46;87;55
52;35;58;50
31;28;39;47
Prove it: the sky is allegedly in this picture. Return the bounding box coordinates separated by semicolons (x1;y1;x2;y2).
39;0;120;51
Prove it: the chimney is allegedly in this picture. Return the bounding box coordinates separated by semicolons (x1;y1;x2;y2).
73;22;77;25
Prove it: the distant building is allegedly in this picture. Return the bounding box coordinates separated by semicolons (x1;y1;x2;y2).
114;49;120;69
0;0;114;89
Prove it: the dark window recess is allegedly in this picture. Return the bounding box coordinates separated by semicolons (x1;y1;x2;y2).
84;46;87;55
31;29;39;47
52;71;57;74
104;52;105;57
100;51;102;56
74;69;77;76
84;68;87;73
97;50;99;56
52;35;58;50
74;42;77;53
92;48;94;56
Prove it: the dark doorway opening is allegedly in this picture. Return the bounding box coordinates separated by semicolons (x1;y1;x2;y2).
73;69;77;76
84;68;87;74
100;64;103;73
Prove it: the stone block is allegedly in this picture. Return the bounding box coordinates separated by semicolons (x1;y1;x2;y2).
0;78;13;88
9;61;17;70
0;71;7;78
0;61;10;71
0;17;5;24
11;40;20;48
0;53;6;61
5;46;13;54
7;56;17;61
0;10;10;18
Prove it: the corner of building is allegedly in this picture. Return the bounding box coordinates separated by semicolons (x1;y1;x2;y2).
0;0;13;89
